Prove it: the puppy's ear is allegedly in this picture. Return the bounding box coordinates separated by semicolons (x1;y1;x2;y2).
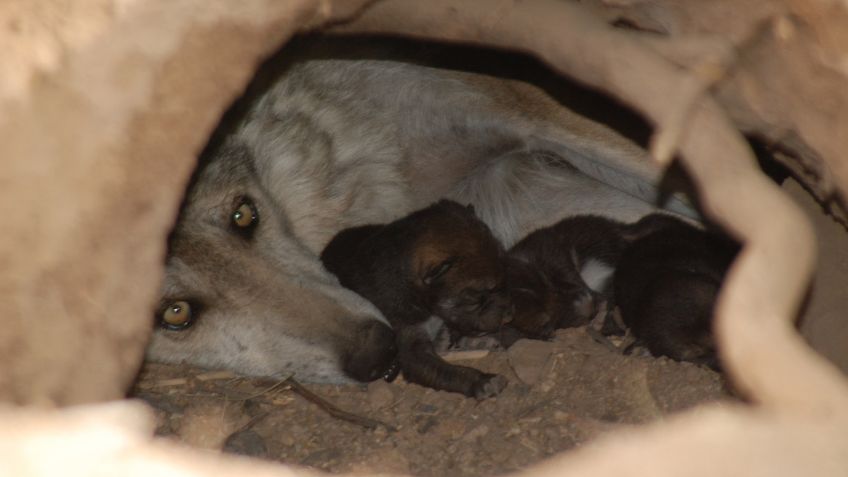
465;203;476;215
423;258;457;286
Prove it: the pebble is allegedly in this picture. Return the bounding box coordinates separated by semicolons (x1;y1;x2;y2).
372;426;388;440
507;339;555;385
462;424;490;442
223;429;268;458
278;434;295;447
416;415;438;434
367;380;397;409
433;418;467;439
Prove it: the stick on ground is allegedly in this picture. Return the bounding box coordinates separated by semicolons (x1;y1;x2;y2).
257;377;398;432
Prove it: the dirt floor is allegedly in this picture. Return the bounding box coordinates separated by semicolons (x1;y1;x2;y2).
132;327;730;476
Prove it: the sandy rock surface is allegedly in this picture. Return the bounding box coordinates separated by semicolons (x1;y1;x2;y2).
133;327;728;477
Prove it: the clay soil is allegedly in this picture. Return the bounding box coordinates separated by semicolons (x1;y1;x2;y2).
132;327;729;476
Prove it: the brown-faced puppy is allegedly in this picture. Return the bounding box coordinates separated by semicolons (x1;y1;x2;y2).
613;214;739;369
320;200;511;399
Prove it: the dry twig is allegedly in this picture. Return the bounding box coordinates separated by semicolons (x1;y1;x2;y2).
238;378;292;402
257;377;397;432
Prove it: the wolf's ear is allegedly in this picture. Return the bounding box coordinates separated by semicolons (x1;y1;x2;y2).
423;257;457;286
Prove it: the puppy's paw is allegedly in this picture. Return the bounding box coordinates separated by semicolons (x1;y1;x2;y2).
573;290;597;320
471;373;508;400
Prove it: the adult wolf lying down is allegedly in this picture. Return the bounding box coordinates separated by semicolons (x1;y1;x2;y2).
147;39;693;384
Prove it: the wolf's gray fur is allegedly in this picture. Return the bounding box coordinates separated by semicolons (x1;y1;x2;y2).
147;43;685;383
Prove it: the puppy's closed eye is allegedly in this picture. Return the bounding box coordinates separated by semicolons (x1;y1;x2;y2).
423;258;457;285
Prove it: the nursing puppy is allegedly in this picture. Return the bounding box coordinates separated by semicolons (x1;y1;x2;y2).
505;214;672;339
614;214;738;368
505;216;621;339
321;200;511;399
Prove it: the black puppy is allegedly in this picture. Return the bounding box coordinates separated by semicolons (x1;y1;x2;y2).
502;211;734;368
505;215;626;340
321;200;511;399
504;214;677;340
614;214;739;369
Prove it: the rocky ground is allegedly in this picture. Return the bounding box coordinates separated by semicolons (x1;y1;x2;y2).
132;327;730;476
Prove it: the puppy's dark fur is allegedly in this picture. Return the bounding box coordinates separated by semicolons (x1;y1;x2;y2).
500;214;678;339
502;212;734;370
614;214;739;369
505;215;638;340
321;200;511;399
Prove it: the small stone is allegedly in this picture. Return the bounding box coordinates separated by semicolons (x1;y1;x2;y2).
367;380;397;409
433;418;467;439
462;424;490;442
416;415;438;434
223;429;268;458
507;339;555;385
372;425;388;440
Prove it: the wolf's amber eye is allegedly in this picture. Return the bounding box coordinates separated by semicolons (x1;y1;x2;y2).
232;198;258;229
161;300;193;330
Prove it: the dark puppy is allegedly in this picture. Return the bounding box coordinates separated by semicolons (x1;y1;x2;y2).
614;214;739;369
505;215;634;340
502;213;702;340
321;200;511;399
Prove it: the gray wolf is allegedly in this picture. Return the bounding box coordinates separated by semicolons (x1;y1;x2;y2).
146;38;688;384
321;199;510;399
